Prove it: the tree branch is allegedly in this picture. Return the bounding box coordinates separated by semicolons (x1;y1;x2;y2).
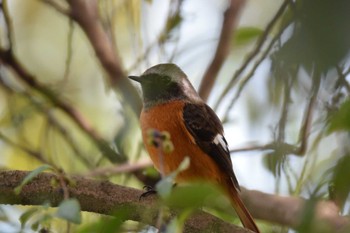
67;0;142;115
198;0;245;102
1;170;349;232
0;170;251;233
241;188;349;231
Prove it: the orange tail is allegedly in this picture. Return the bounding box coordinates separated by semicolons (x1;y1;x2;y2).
228;186;260;233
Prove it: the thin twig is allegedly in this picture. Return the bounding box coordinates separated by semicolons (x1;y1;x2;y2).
230;144;274;153
293;69;320;156
84;160;153;178
0;48;125;162
127;40;158;73
335;65;350;94
0;74;95;168
272;71;295;178
67;0;142;115
62;18;74;82
214;0;291;110
221;27;284;122
277;75;294;145
198;0;245;102
100;0;121;67
0;131;52;165
45;111;95;168
228;70;319;159
1;0;14;49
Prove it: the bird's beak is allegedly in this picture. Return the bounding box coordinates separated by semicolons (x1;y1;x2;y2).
128;75;142;83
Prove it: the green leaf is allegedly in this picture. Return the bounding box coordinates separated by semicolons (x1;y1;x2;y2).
296;199;317;233
77;208;131;233
31;220;40;231
55;198;81;224
273;0;350;72
143;166;160;179
328;100;350;133
331;155;350;208
234;27;263;45
164;182;230;212
165;209;192;233
15;165;53;195
30;213;52;231
20;207;39;229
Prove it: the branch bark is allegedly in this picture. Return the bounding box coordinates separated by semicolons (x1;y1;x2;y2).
241;189;349;231
0;170;250;233
198;0;245;102
1;170;349;232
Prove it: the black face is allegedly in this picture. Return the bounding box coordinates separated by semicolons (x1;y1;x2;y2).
139;74;186;103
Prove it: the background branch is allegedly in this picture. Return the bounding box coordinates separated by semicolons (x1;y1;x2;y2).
67;0;142;115
214;0;291;110
0;48;125;163
198;0;245;102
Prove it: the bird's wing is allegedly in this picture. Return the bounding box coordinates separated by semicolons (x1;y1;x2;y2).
183;102;240;190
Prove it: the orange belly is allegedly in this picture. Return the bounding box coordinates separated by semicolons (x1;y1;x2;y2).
140;100;224;183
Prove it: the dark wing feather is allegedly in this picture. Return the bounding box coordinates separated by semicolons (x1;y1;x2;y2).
183;103;240;190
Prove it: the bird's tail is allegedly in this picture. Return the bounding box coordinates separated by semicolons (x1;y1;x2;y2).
227;184;260;233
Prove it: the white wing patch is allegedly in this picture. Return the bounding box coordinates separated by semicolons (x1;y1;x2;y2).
213;134;229;152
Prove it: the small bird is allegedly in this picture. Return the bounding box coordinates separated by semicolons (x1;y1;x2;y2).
129;63;260;233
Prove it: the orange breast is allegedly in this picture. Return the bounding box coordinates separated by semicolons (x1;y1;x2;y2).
140;100;224;183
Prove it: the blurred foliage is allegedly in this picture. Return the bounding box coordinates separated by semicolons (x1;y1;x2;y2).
328;99;350;133
56;199;82;224
76;209;131;233
274;0;350;73
331;155;350;210
233;27;263;46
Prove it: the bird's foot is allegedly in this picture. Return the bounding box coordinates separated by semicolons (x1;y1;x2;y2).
139;185;157;200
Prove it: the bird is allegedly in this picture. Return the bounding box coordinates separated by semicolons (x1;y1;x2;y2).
129;63;260;233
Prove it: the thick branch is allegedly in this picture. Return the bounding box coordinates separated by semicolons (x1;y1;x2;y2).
1;170;349;232
241;189;349;231
0;170;250;233
198;0;245;102
67;0;142;115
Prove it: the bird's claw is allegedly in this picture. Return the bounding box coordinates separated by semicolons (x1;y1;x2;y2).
139;185;157;200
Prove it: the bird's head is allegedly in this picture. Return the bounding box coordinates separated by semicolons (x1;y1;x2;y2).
129;63;202;108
